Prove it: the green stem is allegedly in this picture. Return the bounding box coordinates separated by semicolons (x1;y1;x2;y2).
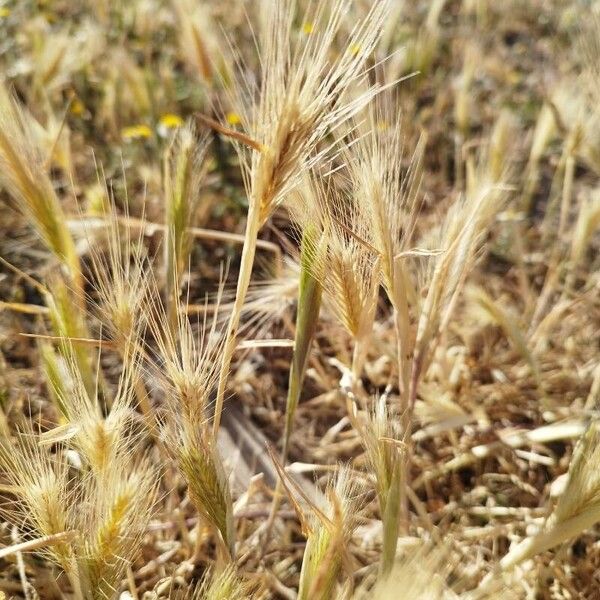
282;227;324;462
380;463;402;576
264;228;324;546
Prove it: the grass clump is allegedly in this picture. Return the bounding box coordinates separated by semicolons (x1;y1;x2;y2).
213;0;392;433
0;0;599;598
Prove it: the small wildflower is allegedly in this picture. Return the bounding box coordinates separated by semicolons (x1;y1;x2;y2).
158;113;184;138
226;111;241;126
350;43;362;56
0;7;10;17
121;124;153;140
302;22;314;35
70;98;85;116
159;113;183;129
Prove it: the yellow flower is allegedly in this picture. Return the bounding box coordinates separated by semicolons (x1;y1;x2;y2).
226;112;241;126
70;98;85;116
121;124;153;140
0;7;10;17
159;113;183;129
302;22;314;35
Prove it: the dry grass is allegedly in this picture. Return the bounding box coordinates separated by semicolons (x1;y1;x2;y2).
0;1;599;599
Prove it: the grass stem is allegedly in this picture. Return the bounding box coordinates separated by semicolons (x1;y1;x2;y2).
213;201;261;435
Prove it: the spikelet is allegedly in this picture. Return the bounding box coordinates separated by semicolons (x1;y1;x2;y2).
112;48;152;121
325;191;379;379
214;0;392;433
233;0;392;226
365;544;451;600
570;191;600;270
352;397;404;575
149;286;223;426
163;124;210;330
171;0;218;86
81;200;166;448
24;19;104;94
412;164;504;399
26;102;73;174
467;287;542;391
359;543;512;600
195;565;249;600
233;256;301;336
454;43;477;137
41;350;137;478
350;100;423;311
76;458;158;599
294;175;381;376
522;103;557;211
400;0;446;76
552;421;600;531
297;468;358;600
87;198;150;356
178;433;235;560
487;110;517;185
0;432;74;572
148;289;234;558
349;97;424;396
0;83;82;296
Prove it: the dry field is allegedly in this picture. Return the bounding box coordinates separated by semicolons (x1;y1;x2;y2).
0;0;599;598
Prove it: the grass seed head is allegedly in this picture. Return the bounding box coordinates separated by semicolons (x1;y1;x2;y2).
0;83;81;290
43;351;138;478
149;288;234;557
298;467;359;600
178;436;235;558
87;200;150;355
0;433;74;570
350;97;424;311
293;176;379;359
232;0;392;225
76;458;158;599
164;124;210;317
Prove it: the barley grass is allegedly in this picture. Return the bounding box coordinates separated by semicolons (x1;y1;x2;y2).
297;468;358;600
163;124;210;332
349;98;424;403
1;1;599;597
148;286;234;560
0;433;73;573
213;0;392;434
0;83;83;299
292;175;380;385
282;223;326;462
351;397;404;575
